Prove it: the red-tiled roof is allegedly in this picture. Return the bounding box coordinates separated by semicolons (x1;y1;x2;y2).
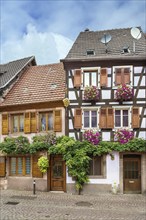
0;62;65;107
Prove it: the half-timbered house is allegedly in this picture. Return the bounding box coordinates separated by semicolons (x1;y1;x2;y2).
0;62;66;191
61;27;146;194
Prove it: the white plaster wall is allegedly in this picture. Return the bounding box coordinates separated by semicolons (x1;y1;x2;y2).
69;119;73;130
102;90;111;99
141;118;146;128
69;78;73;88
66;152;120;185
69;91;78;100
137;89;146;98
102;132;111;141
138;131;146;139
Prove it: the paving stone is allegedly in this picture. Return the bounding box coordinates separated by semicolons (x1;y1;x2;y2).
0;189;146;220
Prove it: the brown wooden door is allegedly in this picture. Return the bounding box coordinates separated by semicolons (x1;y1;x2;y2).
123;155;141;193
50;155;66;191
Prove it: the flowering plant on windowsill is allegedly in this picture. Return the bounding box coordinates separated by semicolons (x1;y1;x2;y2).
83;129;101;145
84;86;100;101
114;129;134;144
115;84;134;101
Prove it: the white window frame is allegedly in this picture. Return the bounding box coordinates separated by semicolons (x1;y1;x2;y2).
82;107;100;130
81;67;100;89
113;106;132;129
112;65;133;88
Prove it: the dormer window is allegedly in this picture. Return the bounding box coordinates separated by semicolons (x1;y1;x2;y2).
121;46;130;54
86;50;95;56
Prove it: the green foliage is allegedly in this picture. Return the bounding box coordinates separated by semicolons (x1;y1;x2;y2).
48;136;146;193
0;136;30;154
29;132;56;154
37;156;49;173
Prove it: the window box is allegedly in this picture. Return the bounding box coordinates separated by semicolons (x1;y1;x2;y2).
83;129;100;145
115;84;134;102
114;129;134;144
84;86;100;101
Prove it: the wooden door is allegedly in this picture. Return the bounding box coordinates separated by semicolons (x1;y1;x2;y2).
123;155;141;193
50;155;66;191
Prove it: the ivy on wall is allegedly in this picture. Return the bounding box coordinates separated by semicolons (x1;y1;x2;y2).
0;133;145;193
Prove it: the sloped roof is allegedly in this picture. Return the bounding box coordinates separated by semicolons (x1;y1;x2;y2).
0;62;65;107
63;27;146;61
0;56;36;89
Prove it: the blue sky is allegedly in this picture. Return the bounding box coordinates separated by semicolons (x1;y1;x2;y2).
0;0;145;64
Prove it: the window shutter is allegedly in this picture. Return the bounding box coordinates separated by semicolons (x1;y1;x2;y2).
100;68;108;87
0;157;6;177
99;109;107;128
2;114;9;135
107;108;114;128
74;109;82;129
30;112;37;133
32;155;43;178
132;108;139;128
74;69;81;87
54;110;62;132
115;68;122;85
123;68;130;84
24;112;30;133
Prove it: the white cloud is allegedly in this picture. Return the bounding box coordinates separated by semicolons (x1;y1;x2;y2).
1;0;145;64
1;24;73;64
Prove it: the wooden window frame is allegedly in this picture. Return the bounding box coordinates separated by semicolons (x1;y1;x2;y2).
114;108;130;128
83;108;99;129
113;66;133;87
88;155;106;179
81;67;100;88
9;156;31;176
39;111;53;132
11;114;24;133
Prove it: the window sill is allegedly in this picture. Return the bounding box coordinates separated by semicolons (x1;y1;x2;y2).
88;175;105;179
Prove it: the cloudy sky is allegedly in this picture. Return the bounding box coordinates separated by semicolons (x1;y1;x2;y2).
0;0;145;65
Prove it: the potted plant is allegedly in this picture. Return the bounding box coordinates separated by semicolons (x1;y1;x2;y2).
83;129;100;145
115;84;133;102
84;85;100;101
114;129;134;144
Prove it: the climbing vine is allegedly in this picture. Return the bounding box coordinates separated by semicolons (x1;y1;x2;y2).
0;133;145;193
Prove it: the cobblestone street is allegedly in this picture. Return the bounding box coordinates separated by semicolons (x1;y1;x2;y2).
0;189;146;220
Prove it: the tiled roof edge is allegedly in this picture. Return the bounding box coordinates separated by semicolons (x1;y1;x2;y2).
0;56;36;89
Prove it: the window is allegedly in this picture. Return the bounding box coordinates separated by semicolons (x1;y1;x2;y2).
113;66;132;86
88;156;103;176
115;109;129;128
83;109;98;129
86;50;95;55
83;69;99;87
39;112;53;132
12;114;24;133
9;157;31;176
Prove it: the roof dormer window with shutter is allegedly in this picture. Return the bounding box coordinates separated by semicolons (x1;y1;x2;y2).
113;66;133;87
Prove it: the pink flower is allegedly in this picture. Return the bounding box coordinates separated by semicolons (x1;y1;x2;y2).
115;84;133;101
114;129;134;144
83;129;100;145
84;86;100;100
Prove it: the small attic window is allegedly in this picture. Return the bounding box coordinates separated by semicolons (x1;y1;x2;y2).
51;83;57;89
86;50;95;56
121;46;130;54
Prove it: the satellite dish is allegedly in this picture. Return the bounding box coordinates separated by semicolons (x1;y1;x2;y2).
131;27;142;40
100;33;112;53
101;33;112;45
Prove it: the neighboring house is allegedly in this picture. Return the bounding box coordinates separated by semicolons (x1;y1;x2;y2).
61;27;146;194
0;63;66;191
0;56;36;99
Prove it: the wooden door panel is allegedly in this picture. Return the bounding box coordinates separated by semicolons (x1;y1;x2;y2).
123;156;141;193
50;155;66;191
